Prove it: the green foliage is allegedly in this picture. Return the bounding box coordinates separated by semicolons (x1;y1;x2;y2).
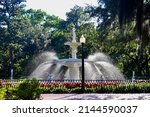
91;0;150;77
113;83;150;93
0;87;6;100
95;86;113;93
0;7;63;78
113;85;127;93
124;84;142;93
5;87;18;100
51;87;69;94
85;88;95;93
39;82;150;94
40;87;53;94
40;86;69;94
139;83;150;93
66;5;91;27
15;79;41;100
71;87;83;94
93;0;150;76
0;0;27;78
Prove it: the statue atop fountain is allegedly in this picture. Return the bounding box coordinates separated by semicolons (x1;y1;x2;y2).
72;26;76;42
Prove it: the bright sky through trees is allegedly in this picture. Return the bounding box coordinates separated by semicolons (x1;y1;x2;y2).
26;0;98;19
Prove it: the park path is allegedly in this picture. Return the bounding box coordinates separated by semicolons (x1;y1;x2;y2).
41;94;150;100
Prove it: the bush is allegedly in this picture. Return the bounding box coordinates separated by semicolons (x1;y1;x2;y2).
95;86;113;93
51;87;69;93
85;88;95;93
0;87;6;100
140;83;150;93
71;87;83;93
40;87;54;93
113;85;127;93
15;79;41;100
4;87;19;100
125;84;141;93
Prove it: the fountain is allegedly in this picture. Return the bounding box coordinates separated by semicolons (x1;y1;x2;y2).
30;27;124;80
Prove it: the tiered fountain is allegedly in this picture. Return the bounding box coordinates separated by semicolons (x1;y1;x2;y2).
30;27;124;80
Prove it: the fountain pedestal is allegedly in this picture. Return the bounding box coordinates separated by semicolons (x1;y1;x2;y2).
65;42;81;59
56;58;81;80
68;66;80;80
63;27;81;79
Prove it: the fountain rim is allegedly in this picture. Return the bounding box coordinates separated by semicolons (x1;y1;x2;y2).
55;58;94;63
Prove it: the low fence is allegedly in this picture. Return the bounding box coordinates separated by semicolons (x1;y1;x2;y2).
1;79;150;82
1;79;150;83
39;79;150;83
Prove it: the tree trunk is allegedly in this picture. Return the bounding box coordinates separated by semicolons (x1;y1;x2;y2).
145;53;149;77
135;54;142;76
136;0;144;76
10;48;14;80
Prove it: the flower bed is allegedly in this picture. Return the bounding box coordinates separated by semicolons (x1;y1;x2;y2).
1;79;150;100
38;81;150;94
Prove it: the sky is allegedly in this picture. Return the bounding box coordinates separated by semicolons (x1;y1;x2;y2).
25;0;98;19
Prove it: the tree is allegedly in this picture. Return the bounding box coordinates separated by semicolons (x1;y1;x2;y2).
90;0;150;77
13;9;63;76
113;0;150;76
66;5;92;28
0;0;26;79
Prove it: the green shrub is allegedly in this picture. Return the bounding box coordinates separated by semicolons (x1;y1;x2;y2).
140;83;150;93
95;86;113;93
113;83;150;93
70;87;95;93
0;87;6;100
15;79;41;100
125;84;141;93
85;88;95;93
51;87;69;93
71;87;83;93
40;87;54;93
40;87;69;94
4;87;18;100
113;85;127;93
